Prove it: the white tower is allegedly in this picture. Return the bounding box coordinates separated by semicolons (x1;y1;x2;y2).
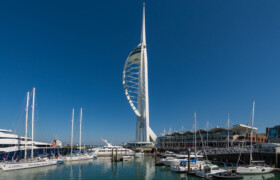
123;3;157;142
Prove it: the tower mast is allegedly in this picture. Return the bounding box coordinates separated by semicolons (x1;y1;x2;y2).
142;2;150;142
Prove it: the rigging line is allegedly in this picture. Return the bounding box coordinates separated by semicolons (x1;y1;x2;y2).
198;128;208;160
14;94;28;134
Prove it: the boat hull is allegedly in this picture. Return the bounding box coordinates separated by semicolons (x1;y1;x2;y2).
134;153;144;158
65;155;94;161
236;166;274;174
0;159;63;171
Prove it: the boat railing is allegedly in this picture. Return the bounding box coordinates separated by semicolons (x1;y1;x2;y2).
203;146;276;155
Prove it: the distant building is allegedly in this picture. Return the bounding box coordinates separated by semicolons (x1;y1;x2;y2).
157;124;266;150
51;139;62;147
266;125;280;143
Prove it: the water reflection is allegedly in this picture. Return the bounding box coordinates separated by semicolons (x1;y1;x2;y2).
0;164;60;180
0;157;278;180
243;173;275;180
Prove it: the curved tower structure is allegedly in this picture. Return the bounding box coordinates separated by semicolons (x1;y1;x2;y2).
123;4;157;142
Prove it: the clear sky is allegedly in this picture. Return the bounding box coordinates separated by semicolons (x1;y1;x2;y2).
0;0;280;145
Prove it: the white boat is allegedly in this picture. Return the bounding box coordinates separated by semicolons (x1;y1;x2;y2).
172;113;207;172
91;139;134;157
171;154;204;166
65;154;94;161
160;154;198;166
160;156;176;166
171;157;207;172
1;158;64;171
65;108;95;161
1;88;64;171
122;154;134;161
237;164;274;174
237;101;274;174
195;164;226;178
134;149;144;158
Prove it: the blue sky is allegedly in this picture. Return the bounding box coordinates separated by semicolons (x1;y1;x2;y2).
0;0;280;145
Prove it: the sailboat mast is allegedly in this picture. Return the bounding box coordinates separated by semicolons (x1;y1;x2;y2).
227;113;230;149
24;92;30;161
31;88;35;160
71;108;74;156
206;121;209;147
79;108;82;154
194;112;197;161
250;100;255;165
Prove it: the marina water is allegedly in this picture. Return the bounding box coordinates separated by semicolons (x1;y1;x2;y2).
0;157;279;180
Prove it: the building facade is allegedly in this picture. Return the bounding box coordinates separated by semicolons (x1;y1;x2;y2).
266;125;280;143
157;124;266;150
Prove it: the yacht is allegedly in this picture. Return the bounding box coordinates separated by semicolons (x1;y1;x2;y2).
121;154;134;161
91;139;134;157
171;154;204;166
236;101;274;174
236;162;274;174
64;108;95;161
134;149;144;158
195;164;226;178
171;155;207;172
1;88;64;171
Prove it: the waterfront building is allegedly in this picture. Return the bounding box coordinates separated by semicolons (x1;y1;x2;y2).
51;139;63;147
123;3;157;143
266;125;280;143
157;124;266;150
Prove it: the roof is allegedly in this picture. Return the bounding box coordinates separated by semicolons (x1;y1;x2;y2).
160;124;258;137
231;124;257;131
209;126;227;133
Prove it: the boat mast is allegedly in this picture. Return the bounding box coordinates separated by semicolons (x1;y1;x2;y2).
31;87;35;160
24;92;30;161
71;108;74;156
79;108;82;154
227;113;230;149
206;121;209;148
250;100;255;165
194;112;197;161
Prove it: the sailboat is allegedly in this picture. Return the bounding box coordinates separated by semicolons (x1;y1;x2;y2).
65;108;95;161
1;88;64;171
171;112;207;172
236;100;274;174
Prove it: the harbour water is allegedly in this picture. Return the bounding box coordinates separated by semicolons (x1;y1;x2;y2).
0;157;279;180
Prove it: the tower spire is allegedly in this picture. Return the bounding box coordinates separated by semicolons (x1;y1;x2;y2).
141;2;146;44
